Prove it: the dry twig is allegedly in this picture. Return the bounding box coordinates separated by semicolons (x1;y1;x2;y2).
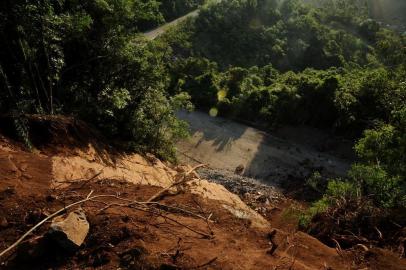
147;164;206;202
355;244;369;252
129;204;213;239
332;238;343;257
94;199;210;222
1;164;212;259
53;167;105;189
0;190;101;259
77;168;106;189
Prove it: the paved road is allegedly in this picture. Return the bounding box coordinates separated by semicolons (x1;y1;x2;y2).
176;111;351;185
144;9;200;40
143;0;222;40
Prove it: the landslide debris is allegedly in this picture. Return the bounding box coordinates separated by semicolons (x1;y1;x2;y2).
0;117;405;270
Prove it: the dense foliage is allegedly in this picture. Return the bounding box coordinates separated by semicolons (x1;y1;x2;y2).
166;0;405;126
0;0;197;161
160;0;204;21
164;0;406;231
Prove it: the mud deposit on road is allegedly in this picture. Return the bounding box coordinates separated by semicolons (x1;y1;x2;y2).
177;111;352;187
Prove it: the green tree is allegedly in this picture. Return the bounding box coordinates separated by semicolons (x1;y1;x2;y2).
0;0;190;159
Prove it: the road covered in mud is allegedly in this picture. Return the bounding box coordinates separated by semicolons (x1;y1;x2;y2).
176;110;352;189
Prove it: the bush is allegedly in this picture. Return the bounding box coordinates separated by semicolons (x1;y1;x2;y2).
325;179;358;199
349;164;402;208
0;0;191;160
299;198;329;228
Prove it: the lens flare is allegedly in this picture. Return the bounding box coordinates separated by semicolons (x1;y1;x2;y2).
209;107;218;117
217;90;227;101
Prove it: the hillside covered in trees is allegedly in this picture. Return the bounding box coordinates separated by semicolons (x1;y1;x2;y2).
0;0;206;160
164;0;406;251
0;0;405;267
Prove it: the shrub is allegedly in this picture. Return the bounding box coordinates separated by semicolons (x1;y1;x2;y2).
0;0;191;159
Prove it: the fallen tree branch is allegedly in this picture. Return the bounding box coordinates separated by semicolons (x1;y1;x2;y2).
332;238;343;257
374;226;383;240
0;191;121;259
93;199;210;222
191;196;214;235
53;168;105;189
129;204;213;239
147;164;206;202
355;244;369;252
1;175;213;260
144;202;210;221
77;168;106;189
93;199;214;237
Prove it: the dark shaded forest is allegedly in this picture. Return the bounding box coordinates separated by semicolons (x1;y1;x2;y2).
0;0;202;160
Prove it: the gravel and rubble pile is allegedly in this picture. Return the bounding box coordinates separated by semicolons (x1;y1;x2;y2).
197;167;285;204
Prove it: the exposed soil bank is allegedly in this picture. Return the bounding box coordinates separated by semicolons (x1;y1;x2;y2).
0;116;404;269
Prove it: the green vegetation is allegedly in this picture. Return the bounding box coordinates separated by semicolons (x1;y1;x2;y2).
163;0;406;238
165;0;405;131
160;0;204;21
0;0;405;246
0;0;196;161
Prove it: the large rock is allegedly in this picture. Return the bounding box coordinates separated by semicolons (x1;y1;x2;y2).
49;208;89;251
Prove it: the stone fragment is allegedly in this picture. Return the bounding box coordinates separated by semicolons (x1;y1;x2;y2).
49;208;89;251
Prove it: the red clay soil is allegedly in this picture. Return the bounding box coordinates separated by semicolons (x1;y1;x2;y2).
0;134;405;269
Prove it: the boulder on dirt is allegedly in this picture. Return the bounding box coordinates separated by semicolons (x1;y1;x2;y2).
48;208;89;251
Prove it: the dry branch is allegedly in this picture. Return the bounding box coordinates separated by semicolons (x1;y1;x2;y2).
128;204;213;239
93;199;213;238
1;164;211;260
355;244;369;252
53;167;105;189
93;198;210;222
147;164;206;202
77;168;105;189
0;191;144;259
332;238;343;257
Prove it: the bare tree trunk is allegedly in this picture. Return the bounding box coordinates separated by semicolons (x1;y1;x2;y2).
40;10;54;114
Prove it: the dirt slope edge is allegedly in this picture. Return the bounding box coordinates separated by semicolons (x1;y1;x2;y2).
1;134;405;269
51;153;269;229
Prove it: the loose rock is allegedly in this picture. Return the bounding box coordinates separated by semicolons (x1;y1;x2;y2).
48;208;89;251
197;168;283;202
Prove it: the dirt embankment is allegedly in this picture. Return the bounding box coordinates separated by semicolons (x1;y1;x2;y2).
0;116;404;269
